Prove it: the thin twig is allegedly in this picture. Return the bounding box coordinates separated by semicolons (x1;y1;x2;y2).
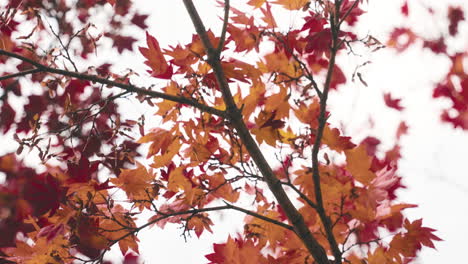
216;0;230;57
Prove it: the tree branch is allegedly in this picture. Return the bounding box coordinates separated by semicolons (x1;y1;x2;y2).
0;68;42;81
216;0;230;57
97;204;293;262
182;1;330;263
225;202;294;231
0;49;227;118
311;2;346;264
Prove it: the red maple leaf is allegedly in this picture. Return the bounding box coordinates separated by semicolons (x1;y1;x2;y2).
131;14;148;29
112;35;137;53
384;93;404;111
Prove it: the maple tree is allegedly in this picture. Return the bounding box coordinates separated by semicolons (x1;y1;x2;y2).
1;0;460;263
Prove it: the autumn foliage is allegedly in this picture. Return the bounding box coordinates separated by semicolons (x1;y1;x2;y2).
2;0;463;263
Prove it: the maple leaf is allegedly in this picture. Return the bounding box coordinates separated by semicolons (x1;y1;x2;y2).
137;128;174;158
244;205;286;248
205;236;267;264
0;0;451;263
389;219;442;260
99;205;139;251
261;3;278;28
396;121;408;139
322;125;356;152
139;32;173;79
131;14;148;29
5;235;71;264
367;247;392;264
167;166;192;193
264;85;290;119
208;172;240;203
227;23;260;53
251;111;284;146
111;164;156;201
383;93;404;111
340;0;365;26
345;144;376;185
187;213;214;238
112;35;137;53
403;219;442;249
369;165;400;205
259;51;302;79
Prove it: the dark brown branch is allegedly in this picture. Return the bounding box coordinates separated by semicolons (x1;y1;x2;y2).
0;49;227;118
0;68;42;81
182;1;330;263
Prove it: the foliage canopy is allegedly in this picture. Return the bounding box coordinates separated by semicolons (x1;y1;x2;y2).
1;0;464;263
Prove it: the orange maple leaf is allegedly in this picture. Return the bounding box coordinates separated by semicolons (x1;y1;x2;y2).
187;213;214;238
251;111;285;146
322;125;356;152
139;32;173;79
345;144;376;185
205;236;267;264
111;164;155;201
